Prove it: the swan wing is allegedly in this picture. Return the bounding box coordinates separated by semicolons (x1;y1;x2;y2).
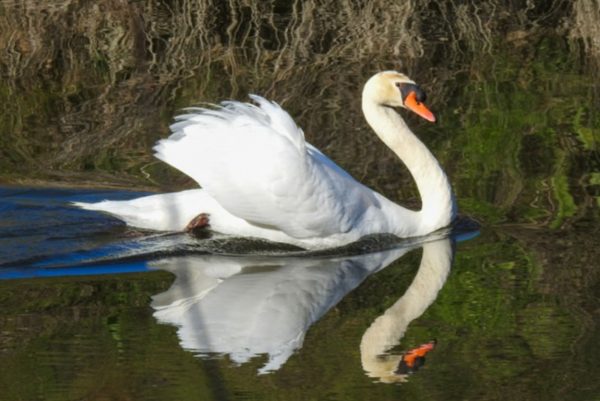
154;96;380;238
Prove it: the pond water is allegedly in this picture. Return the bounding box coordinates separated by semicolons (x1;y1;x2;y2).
0;1;599;400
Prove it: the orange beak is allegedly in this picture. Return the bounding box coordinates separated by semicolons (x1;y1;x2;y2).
404;91;436;123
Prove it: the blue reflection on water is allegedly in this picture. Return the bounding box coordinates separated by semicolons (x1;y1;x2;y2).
0;186;151;274
0;262;151;280
0;185;478;281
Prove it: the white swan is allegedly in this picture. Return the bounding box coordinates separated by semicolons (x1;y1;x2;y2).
76;71;456;249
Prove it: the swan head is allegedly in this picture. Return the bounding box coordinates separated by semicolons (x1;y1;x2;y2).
363;71;436;122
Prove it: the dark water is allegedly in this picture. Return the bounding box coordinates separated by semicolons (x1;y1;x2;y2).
1;1;599;400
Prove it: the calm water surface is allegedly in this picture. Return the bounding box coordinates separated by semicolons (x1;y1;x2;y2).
1;1;599;400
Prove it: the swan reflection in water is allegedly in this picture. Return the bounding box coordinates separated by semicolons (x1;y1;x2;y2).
149;235;455;382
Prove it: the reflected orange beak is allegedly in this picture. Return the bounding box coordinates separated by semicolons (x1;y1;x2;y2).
404;91;436;123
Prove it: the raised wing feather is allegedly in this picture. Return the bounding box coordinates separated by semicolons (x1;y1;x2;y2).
154;96;380;238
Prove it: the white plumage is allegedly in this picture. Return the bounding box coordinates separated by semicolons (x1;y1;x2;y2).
76;71;456;249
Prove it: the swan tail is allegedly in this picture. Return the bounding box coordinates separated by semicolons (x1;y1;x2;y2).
73;189;212;231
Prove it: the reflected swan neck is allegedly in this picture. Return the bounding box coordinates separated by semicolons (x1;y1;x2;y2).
360;239;454;382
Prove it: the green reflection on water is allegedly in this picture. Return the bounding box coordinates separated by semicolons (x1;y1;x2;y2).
0;230;598;401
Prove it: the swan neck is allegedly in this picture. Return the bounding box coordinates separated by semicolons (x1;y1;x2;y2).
361;97;455;233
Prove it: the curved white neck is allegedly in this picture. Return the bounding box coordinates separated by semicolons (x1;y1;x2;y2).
362;97;456;235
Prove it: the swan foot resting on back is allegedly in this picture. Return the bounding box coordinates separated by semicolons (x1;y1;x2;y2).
75;71;456;249
185;212;210;232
